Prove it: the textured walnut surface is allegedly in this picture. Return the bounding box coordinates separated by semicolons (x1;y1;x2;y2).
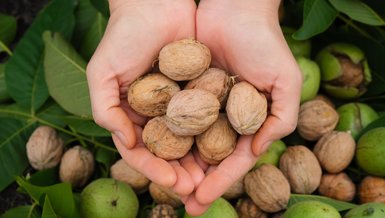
149;183;183;208
236;197;267;218
150;204;177;218
318;173;355;202
359;176;385;204
110;159;150;193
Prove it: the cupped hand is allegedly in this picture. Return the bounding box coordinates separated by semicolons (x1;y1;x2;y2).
86;0;200;194
184;0;302;215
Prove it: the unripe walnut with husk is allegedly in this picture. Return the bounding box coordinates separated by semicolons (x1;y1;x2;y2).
359;176;385;204
318;172;356;202
236;197;267;218
196;113;237;165
226;81;267;135
59;146;94;187
127;72;180;117
297;99;339;141
166;89;220;136
313;131;355;173
110;159;150;193
159;38;211;81
149;182;183;208
185;68;233;107
150;204;177;218
223;175;245;200
26;126;64;170
279;145;322;194
142;116;193;160
244;164;290;213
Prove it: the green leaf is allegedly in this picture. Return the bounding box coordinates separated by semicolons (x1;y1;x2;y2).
96;147;116;177
0;13;17;46
43;31;92;118
16;177;77;218
0;119;36;191
293;0;338;40
0;205;40;218
80;12;107;60
28;167;59;187
90;0;110;18
288;194;357;211
42;196;59;218
4;0;76;113
73;0;99;47
329;0;385;26
36;101;69;128
62;115;110;137
0;63;11;103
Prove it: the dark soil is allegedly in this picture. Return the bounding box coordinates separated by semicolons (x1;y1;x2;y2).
0;0;49;214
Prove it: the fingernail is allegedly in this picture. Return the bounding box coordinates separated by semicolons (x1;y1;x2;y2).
257;141;272;156
113;131;128;147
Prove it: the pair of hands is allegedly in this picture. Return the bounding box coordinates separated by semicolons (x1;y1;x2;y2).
86;0;302;215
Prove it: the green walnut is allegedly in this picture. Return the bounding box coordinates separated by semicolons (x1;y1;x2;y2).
282;27;311;57
184;198;237;218
344;202;385;218
336;103;379;139
253;140;287;169
316;43;371;99
284;201;341;218
356;127;385;176
297;57;321;103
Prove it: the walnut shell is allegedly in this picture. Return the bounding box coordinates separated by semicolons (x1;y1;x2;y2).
314;94;335;108
226;81;267;135
279;145;322;194
236;197;267;218
59;146;94;187
159;39;211;81
313;131;355;173
223;175;245;200
196;113;237;165
127;72;180;117
26;126;64;170
142;116;194;160
244;164;290;213
110;159;150;193
318;173;356;202
149;182;183;208
150;204;177;218
185;68;232;107
297;99;339;141
166;89;220;136
359;176;385;204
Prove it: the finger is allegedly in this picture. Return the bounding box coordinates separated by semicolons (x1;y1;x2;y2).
179;152;206;187
195;135;257;204
184;194;212;216
119;100;147;126
87;60;137;149
192;147;209;172
252;65;302;156
169;160;195;196
114;125;177;187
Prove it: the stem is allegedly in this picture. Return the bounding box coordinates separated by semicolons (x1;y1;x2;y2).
28;202;38;218
337;14;378;42
359;95;385;102
68;125;88;148
0;41;12;56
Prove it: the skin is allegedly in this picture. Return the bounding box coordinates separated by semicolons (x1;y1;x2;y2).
87;0;302;215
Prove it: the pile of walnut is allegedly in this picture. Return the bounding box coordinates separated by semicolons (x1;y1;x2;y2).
128;39;268;163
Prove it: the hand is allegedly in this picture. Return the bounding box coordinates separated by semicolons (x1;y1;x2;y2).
184;0;302;215
86;0;199;194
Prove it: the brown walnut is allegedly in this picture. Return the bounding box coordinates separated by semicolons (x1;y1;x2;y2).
26;126;64;170
127;72;180;117
244;164;290;213
226;81;267;135
185;68;232;107
236;197;267;218
166;89;220;136
150;204;177;218
149;182;183;208
359;176;385;204
196;113;237;165
59;146;94;187
223;175;245;200
313;131;355;173
110;159;150;193
279;145;322;194
142;116;194;160
159;39;211;81
297;99;339;141
318;172;356;202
